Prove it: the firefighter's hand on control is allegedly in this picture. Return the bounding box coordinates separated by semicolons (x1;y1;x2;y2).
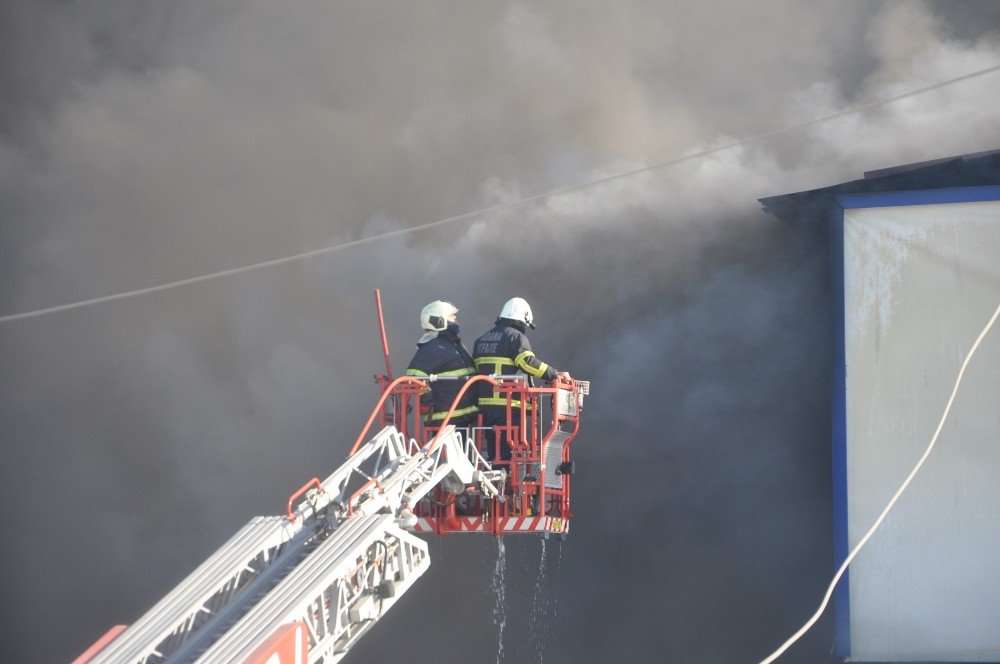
556;371;572;382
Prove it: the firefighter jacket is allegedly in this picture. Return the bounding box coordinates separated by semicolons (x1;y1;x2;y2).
405;325;478;422
473;318;558;409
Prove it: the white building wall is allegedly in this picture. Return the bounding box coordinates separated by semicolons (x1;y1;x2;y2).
843;197;1000;662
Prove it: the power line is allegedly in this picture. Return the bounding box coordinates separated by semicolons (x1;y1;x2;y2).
2;63;998;324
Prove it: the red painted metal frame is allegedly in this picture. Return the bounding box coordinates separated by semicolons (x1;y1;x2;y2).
374;289;393;380
349;375;429;455
283;290;583;536
393;373;582;537
307;367;581;535
72;624;129;664
286;477;324;523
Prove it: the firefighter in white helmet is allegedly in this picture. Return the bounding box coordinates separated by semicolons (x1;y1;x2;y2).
405;300;478;426
472;297;571;462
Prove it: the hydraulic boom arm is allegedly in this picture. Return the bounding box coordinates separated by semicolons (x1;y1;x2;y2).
81;424;501;664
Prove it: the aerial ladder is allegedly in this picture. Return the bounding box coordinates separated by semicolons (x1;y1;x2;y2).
75;291;588;663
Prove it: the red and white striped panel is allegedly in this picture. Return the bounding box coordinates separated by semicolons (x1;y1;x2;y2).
408;516;569;534
498;516;569;533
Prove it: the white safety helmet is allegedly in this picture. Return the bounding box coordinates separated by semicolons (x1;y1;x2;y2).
420;300;459;332
499;297;535;329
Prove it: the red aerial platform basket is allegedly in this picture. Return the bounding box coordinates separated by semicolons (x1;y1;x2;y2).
364;290;588;538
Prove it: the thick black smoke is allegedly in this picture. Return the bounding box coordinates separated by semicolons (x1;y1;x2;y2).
1;2;999;662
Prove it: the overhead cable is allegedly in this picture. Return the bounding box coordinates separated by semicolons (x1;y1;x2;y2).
758;301;1000;664
2;63;999;324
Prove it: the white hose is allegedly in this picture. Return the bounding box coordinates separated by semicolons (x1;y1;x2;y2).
759;301;1000;664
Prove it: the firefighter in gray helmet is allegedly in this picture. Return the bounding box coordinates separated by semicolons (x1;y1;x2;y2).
405;300;478;426
473;297;571;461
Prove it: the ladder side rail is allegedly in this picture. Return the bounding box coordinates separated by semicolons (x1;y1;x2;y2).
98;428;408;663
194;515;386;663
349;431;459;519
94;523;288;663
196;431;453;662
90;516;293;663
289;427;410;527
196;516;431;664
161;534;321;663
387;446;452;506
304;428;402;519
346;431;437;518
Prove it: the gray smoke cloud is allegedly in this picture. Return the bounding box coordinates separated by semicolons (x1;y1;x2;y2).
1;1;999;662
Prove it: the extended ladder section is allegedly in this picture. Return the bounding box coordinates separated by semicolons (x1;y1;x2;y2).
84;425;501;664
79;372;587;663
77;292;589;663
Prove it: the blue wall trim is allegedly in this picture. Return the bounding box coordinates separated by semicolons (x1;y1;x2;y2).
836;184;1000;210
830;198;851;659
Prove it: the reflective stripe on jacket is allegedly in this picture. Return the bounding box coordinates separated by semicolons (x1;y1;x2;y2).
472;318;557;409
405;327;478;421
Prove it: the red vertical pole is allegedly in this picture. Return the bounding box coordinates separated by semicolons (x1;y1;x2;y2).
374;289;393;380
537;390;548;519
373;289;399;433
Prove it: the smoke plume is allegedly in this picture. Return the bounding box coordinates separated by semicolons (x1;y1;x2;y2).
1;1;998;661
